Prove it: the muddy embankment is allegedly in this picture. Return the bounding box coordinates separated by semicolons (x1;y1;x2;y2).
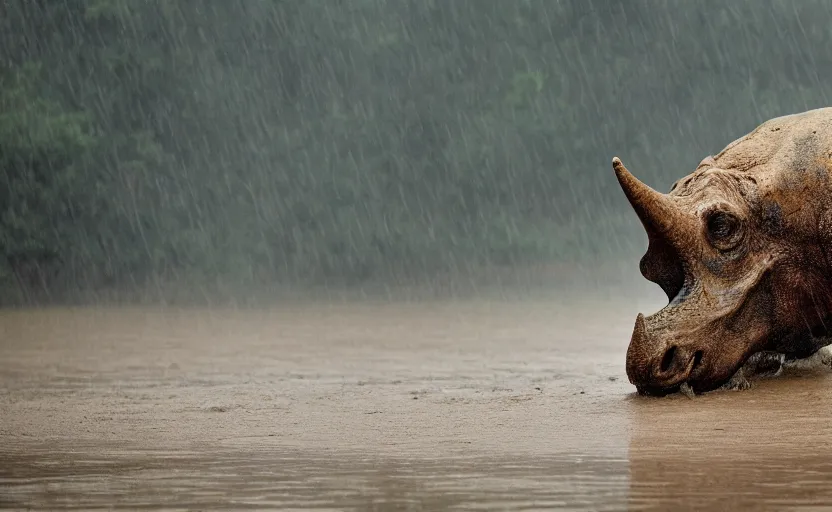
2;296;832;510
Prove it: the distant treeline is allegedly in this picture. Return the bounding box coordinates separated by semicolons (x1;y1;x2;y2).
1;0;831;304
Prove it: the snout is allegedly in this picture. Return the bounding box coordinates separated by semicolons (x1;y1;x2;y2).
626;313;705;395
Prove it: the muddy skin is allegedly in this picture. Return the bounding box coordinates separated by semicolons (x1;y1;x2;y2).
614;107;832;395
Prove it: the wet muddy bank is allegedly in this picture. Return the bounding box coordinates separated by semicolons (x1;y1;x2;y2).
0;259;651;309
3;299;832;510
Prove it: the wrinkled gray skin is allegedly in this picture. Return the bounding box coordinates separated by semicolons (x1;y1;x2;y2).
615;107;832;396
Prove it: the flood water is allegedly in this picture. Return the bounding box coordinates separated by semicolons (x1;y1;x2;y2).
3;296;832;510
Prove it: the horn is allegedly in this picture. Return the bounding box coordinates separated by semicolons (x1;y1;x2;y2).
626;312;652;386
612;157;681;237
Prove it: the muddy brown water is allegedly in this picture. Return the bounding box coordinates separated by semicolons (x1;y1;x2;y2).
3;296;832;510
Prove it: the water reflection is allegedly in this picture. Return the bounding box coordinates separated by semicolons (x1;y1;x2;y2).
6;375;832;511
2;445;630;510
5;306;832;510
627;371;832;511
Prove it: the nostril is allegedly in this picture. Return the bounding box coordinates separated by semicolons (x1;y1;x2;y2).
660;345;678;373
693;350;704;371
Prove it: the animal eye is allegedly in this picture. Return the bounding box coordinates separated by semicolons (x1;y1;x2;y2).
705;211;743;249
707;212;735;238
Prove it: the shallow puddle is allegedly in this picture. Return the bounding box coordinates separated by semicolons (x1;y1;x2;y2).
2;299;832;510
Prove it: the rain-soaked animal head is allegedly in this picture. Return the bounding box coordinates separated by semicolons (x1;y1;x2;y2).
613;110;832;396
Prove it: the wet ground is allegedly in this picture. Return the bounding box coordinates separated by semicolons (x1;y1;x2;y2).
3;295;832;510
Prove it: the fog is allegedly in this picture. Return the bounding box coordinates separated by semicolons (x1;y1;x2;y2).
5;2;832;510
3;0;830;305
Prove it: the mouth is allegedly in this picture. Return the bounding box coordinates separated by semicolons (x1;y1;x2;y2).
636;349;705;397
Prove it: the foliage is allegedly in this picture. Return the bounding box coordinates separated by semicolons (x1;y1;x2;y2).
1;0;831;304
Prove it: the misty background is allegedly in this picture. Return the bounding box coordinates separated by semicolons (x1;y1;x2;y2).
1;0;830;306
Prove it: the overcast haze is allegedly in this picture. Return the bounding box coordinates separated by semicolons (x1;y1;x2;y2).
2;0;831;305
